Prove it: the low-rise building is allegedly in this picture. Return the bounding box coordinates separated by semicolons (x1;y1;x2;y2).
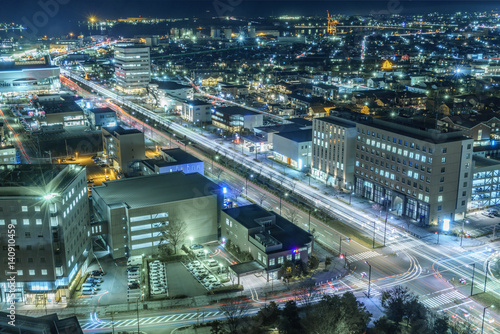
212;106;263;134
88;108;117;130
155;81;193;100
221;204;313;280
470;156;500;211
102;125;145;175
273;129;312;170
35;95;85;128
0;145;18;164
180;99;212;124
140;148;204;176
92;172;222;259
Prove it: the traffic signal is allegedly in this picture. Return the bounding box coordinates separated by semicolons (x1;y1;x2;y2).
340;254;344;259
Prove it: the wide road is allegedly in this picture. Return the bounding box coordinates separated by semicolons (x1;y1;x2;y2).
59;72;500;333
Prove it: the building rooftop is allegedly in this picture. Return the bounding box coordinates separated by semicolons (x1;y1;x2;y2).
93;172;219;209
0;164;84;196
472;156;500;169
254;123;303;134
286;118;313;127
103;125;142;136
214;106;260;116
316;116;357;128
223;204;312;253
90;107;115;115
274;129;312;143
0;311;83;334
142;148;202;169
154;81;192;91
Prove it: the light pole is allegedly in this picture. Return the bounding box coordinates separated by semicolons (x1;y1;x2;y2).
382;197;389;246
212;154;218;171
308;208;316;233
136;298;140;334
339;236;342;255
372;221;376;249
470;263;476;296
484;260;490;293
365;261;372;298
481;305;493;334
246;174;253;196
204;249;208;260
219;263;223;274
189;237;193;246
279;193;288;215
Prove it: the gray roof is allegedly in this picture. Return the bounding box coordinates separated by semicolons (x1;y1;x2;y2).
154;81;192;91
93;172;220;209
142;148;202;169
274;129;312;143
103;125;142;136
315;116;357;128
90;107;115;115
215;106;260;116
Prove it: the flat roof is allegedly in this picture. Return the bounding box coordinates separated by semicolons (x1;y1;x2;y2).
230;261;265;276
254;124;303;134
0;164;84;196
316;116;356;128
90;107;115;114
142;148;202;168
103;125;142;136
154;81;192;91
473;156;500;169
93;172;220;209
286;118;312;127
214;106;260;116
223;204;312;252
274;129;312;143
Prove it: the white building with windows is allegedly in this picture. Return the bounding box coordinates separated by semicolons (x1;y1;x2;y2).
114;44;151;92
0;164;91;305
91;172;222;259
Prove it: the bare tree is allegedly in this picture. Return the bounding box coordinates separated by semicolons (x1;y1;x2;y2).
231;188;243;202
159;219;187;255
219;299;251;334
214;167;224;181
257;192;267;206
289;181;297;193
286;209;300;225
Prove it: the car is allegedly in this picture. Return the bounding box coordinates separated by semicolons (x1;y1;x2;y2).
128;282;140;289
459;278;467;284
127;265;139;271
91;270;104;276
361;272;367;278
87;178;94;183
190;244;204;250
105;175;110;181
210;283;222;289
207;260;218;267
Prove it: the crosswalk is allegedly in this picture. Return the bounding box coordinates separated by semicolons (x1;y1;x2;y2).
420;290;466;309
387;239;422;252
340;275;381;297
347;251;380;263
81;311;226;330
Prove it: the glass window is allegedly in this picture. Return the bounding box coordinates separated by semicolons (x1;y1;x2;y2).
22;206;28;212
29;270;35;275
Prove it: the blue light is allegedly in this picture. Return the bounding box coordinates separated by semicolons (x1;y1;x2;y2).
223;187;227;194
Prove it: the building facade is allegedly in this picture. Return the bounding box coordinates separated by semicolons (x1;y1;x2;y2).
140;148;204;176
114;44;151;92
311;116;357;188
89;108;117;130
92;172;222;259
220;204;313;278
181;100;212;124
0;164;91;304
273;129;312;170
470;156;500;211
102;126;145;175
212;106;264;134
354;118;473;226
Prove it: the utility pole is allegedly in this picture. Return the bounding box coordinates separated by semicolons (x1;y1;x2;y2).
372;221;376;249
484;260;490;293
365;261;372;298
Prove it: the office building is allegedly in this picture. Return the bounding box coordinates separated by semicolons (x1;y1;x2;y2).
273;129;312;170
140;148;204;176
221;204;313;280
92;172;222;259
0;145;18;164
0;312;83;334
181;99;212;124
102;125;145;175
470;156;500;211
0;164;91;304
114;44;151;92
34;94;85;128
354;117;473;226
311;116;357;188
88;108;117;130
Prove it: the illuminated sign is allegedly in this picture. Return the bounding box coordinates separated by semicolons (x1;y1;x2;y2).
443;219;450;232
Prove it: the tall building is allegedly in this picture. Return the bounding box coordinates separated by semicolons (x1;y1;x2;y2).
102;125;145;175
354;118;473;226
114;44;151;92
91;172;222;259
311;116;357;188
0;164;91;304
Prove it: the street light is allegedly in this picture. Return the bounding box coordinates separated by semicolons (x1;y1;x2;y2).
481;305;494;334
382;197;389;246
372;221;376;249
219;263;223;274
470;263;476;296
279;193;288;215
204;249;208;260
246;174;254;196
365;261;372;298
189;237;193;246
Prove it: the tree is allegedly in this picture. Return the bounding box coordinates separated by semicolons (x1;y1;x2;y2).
256;301;281;326
381;286;418;329
210;320;226;334
278;300;302;334
325;257;332;267
371;316;399;334
285;209;299;225
307;254;319;271
214;167;224;181
231;188;243;202
219;299;251;334
160;219;187;255
257;192;266;206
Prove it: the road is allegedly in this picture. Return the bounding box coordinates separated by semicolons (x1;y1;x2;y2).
55;70;500;333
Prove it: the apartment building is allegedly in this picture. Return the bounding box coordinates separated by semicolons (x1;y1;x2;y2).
91;172;222;259
114;44;151;92
0;164;91;304
311;116;357;188
354;118;473;226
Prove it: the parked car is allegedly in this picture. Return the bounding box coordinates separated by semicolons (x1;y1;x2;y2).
127;266;139;272
128;282;140;289
87;178;94;183
190;244;204;250
91;270;104;276
207;260;218;267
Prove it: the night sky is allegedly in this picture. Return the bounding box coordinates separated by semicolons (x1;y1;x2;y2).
1;1;499;36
